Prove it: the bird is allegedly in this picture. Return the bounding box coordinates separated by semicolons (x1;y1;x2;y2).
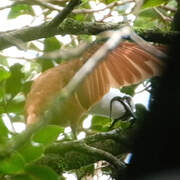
25;41;165;134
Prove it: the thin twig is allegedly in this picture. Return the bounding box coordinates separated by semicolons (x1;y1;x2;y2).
1;33;27;51
153;7;173;22
30;0;134;14
129;29;168;59
160;5;177;13
135;84;151;94
0;53;33;62
31;0;63;11
131;0;144;17
73;0;134;14
48;0;81;28
0;41;91;62
42;41;91;60
0;4;12;11
78;143;126;170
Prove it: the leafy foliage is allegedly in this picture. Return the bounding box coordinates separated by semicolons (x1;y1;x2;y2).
8;3;34;19
142;0;167;9
91;116;111;132
0;0;176;179
33;125;64;145
0;152;25;174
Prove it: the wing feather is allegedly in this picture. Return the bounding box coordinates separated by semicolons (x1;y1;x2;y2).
26;41;166;126
76;42;165;110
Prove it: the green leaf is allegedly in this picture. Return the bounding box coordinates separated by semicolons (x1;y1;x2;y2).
8;3;34;19
91;116;111;132
73;13;93;22
28;42;42;52
0;117;9;144
0;103;5;114
22;81;33;95
5;63;25;97
121;84;139;96
11;174;33;180
0;82;5;99
99;0;118;4
37;58;55;72
0;152;25;174
74;14;87;21
0;56;8;66
6;99;25;114
25;165;59;180
44;37;61;52
33;125;64;145
134;8;161;29
143;0;167;9
0;66;11;82
78;0;91;10
19;141;44;163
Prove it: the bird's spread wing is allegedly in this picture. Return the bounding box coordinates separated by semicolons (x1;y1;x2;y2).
25;41;166;125
76;42;165;110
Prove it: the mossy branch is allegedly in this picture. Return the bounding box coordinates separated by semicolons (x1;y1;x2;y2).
37;128;132;173
0;18;178;50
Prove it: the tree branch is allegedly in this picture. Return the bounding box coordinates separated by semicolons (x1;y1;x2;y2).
38;128;131;173
0;4;12;11
134;28;180;44
0;20;122;50
0;0;81;51
78;143;126;170
48;0;81;28
0;18;178;50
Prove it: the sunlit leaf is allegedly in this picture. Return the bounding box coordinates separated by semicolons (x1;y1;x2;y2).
91;116;111;132
8;3;34;19
0;152;25;174
134;8;165;29
121;84;139;96
5;63;25;97
19;141;44;163
0;116;9;144
33;125;64;145
6;100;25;114
44;37;61;52
37;58;55;72
0;67;11;82
99;0;118;4
143;0;167;9
22;81;33;95
0;56;8;66
25;165;59;180
11;174;32;180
